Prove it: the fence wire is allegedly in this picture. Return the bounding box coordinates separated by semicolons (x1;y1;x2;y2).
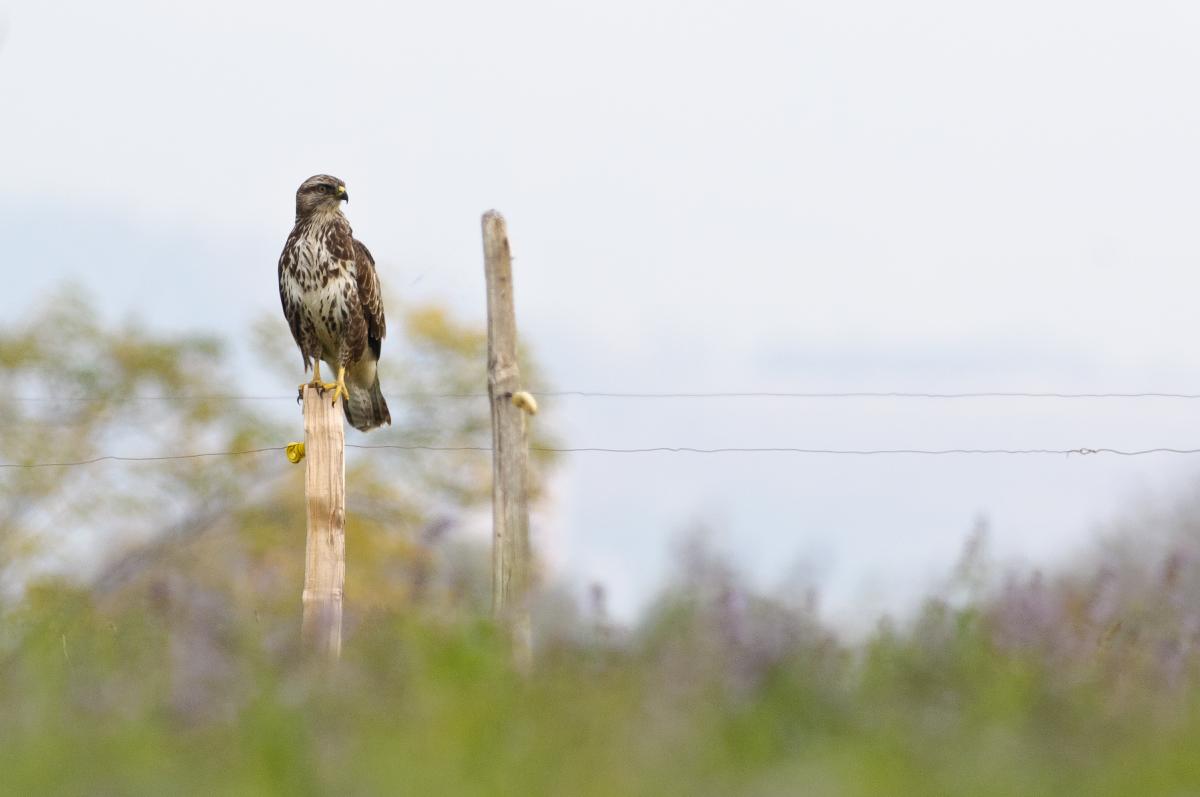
13;390;1200;402
4;444;1200;469
7;388;1200;467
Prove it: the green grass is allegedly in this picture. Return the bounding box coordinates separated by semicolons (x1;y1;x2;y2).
4;566;1200;797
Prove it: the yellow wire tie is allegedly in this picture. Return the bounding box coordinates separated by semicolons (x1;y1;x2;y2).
511;390;539;416
286;442;306;464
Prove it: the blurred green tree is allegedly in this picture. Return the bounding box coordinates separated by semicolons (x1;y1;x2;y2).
0;286;558;623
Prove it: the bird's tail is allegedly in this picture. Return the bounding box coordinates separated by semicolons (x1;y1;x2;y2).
343;372;391;432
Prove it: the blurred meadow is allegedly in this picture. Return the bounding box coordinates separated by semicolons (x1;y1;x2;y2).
3;292;1200;795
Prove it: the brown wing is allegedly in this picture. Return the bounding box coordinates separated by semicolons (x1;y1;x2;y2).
352;238;386;360
277;227;310;368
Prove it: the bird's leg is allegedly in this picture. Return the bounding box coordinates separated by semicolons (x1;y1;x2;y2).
299;360;340;396
330;365;351;405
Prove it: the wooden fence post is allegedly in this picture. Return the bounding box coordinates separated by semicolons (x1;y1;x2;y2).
482;210;532;667
300;385;346;660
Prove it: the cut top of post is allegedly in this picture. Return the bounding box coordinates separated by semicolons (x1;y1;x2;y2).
482;210;518;389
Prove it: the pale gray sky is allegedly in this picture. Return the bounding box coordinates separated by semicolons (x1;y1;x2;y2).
4;0;1200;621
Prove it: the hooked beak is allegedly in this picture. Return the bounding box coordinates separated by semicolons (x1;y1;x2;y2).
337;185;349;203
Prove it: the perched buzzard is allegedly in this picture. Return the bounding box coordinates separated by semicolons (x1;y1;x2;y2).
278;174;391;431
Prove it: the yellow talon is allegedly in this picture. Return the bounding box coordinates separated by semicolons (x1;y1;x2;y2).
299;361;339;396
331;366;350;405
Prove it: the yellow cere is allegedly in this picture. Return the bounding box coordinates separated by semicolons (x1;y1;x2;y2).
336;185;346;195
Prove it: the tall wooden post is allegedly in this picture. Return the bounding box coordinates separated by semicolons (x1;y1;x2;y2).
300;385;346;660
482;210;532;667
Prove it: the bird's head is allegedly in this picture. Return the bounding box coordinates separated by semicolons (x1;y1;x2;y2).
295;174;349;220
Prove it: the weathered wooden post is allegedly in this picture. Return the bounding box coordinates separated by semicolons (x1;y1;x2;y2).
299;385;346;660
482;210;533;668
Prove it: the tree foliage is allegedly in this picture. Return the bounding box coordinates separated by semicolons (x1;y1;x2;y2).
1;287;557;615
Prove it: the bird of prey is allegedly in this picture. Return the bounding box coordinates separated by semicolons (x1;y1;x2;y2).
277;174;391;431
